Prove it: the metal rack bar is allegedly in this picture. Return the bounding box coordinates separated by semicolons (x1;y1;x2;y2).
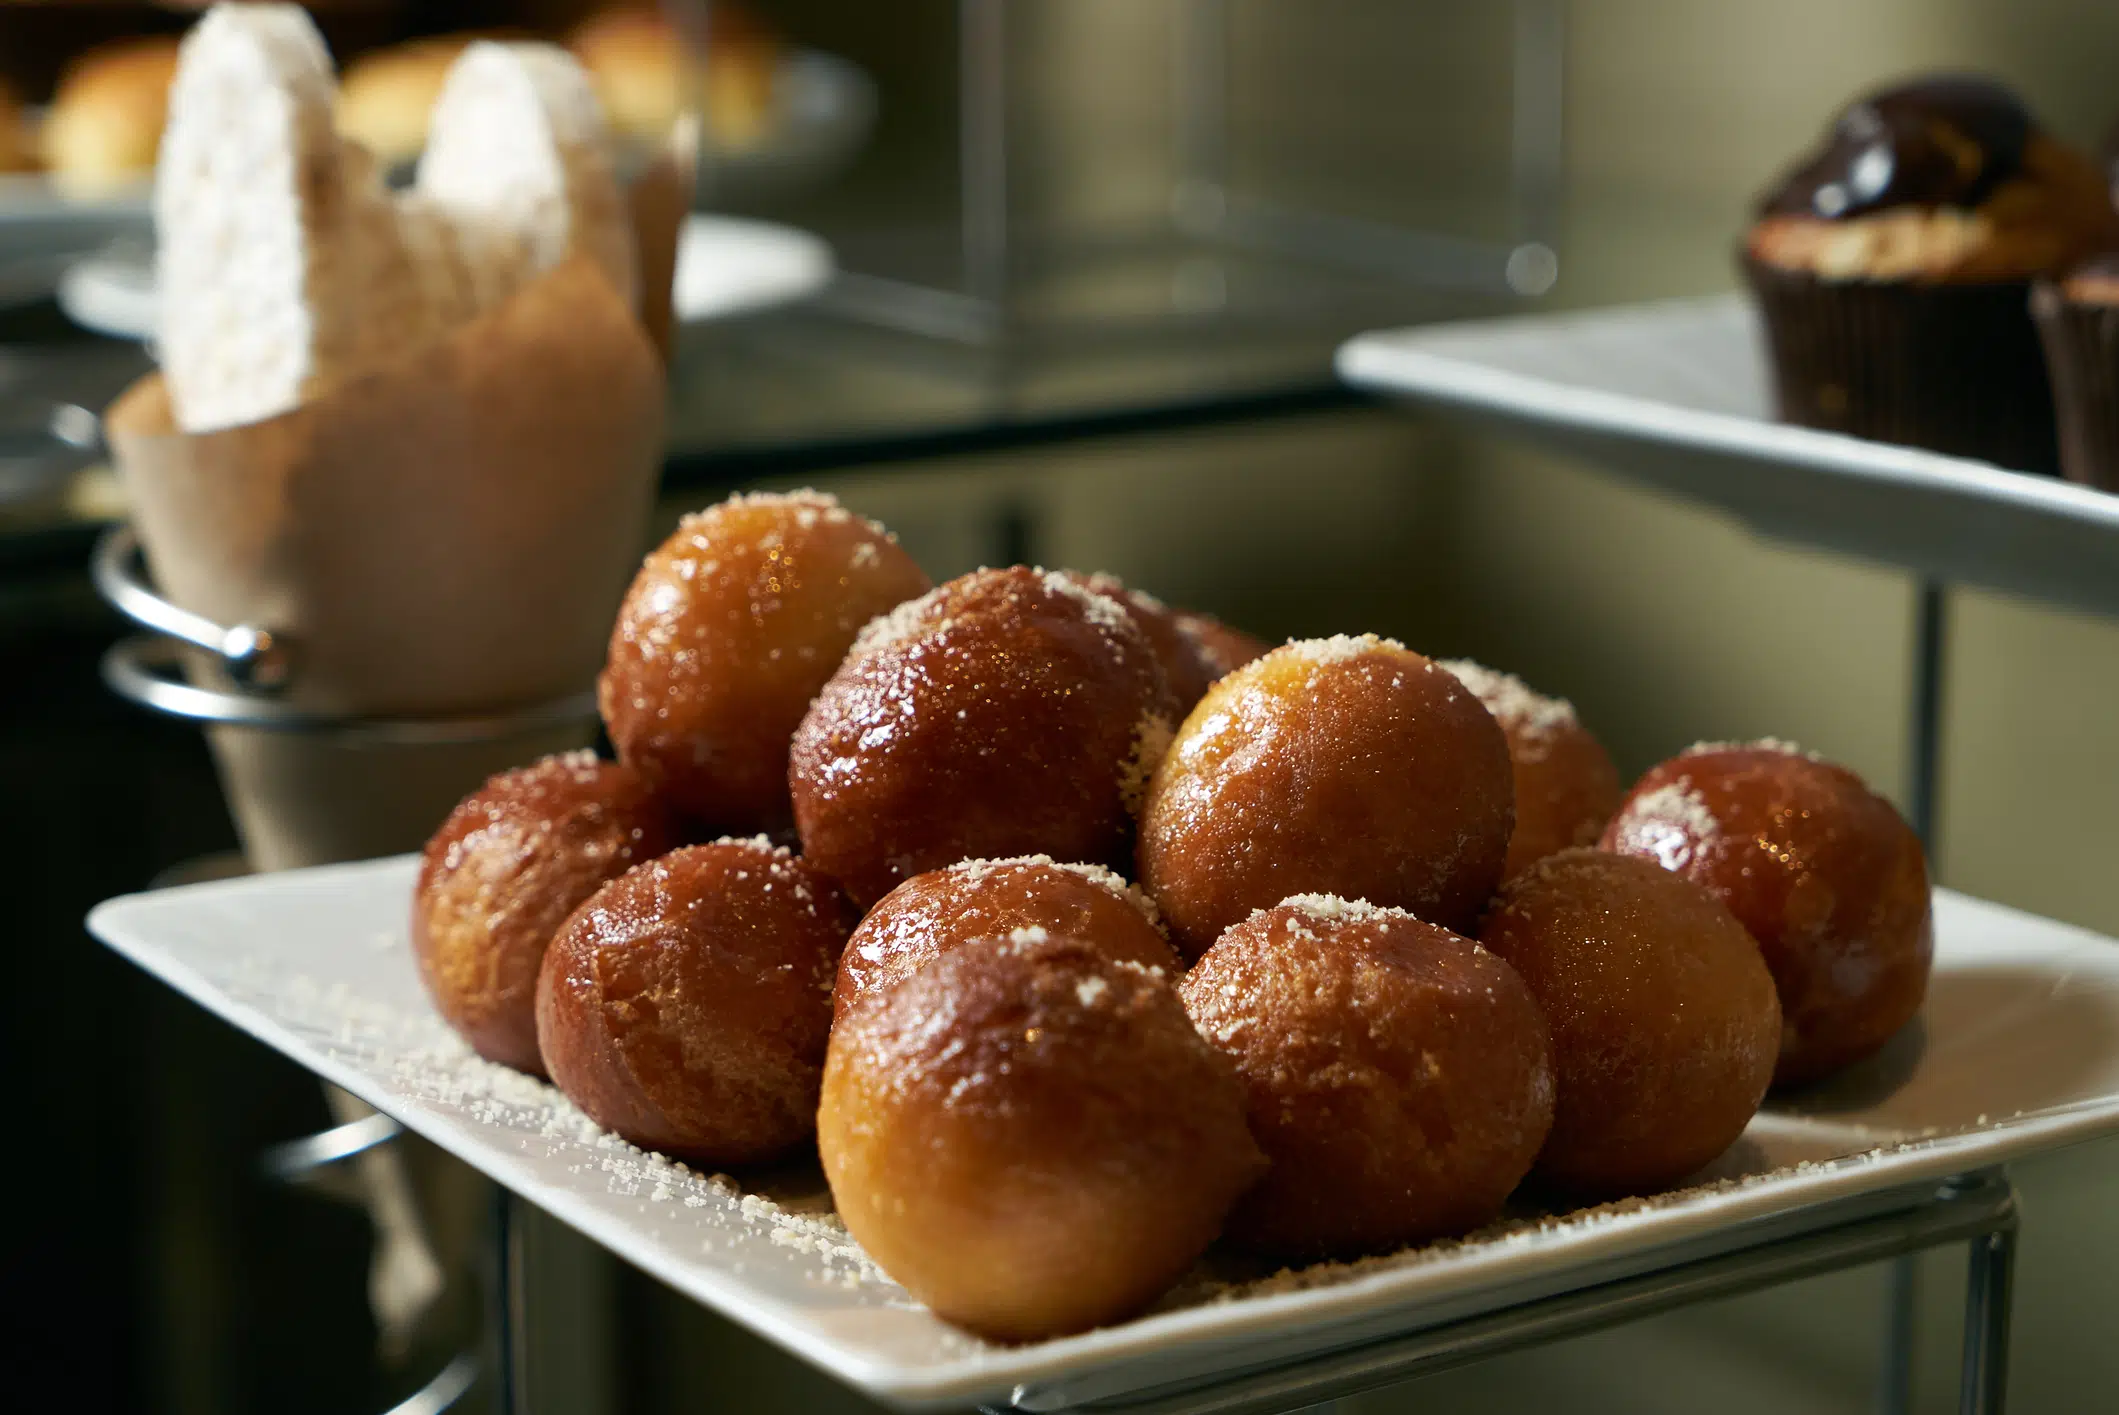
982;1172;2015;1415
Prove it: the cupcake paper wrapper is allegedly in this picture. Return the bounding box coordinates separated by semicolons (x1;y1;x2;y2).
2030;283;2119;492
1742;254;2060;475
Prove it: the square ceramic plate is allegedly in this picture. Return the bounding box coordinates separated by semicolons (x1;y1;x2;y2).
1336;295;2119;621
90;860;2119;1410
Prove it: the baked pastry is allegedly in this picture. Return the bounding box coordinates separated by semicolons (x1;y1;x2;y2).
818;930;1262;1341
1601;740;1932;1087
790;566;1176;908
536;838;854;1164
1137;635;1513;959
1182;896;1552;1257
568;4;778;152
1479;850;1782;1198
1439;660;1621;880
2032;256;2119;490
413;753;675;1075
601;490;931;834
1062;571;1221;714
1744;74;2119;472
416;39;638;312
337;35;482;169
0;78;40;176
834;854;1177;1019
1176;612;1270;680
154;9;633;432
44;36;181;196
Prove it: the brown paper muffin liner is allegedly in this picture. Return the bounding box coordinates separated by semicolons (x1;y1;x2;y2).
2030;282;2119;491
1741;254;2059;475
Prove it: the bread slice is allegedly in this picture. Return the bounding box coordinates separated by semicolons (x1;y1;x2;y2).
416;42;636;312
155;5;452;433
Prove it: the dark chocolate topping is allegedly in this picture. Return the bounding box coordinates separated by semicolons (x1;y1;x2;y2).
1763;75;2034;221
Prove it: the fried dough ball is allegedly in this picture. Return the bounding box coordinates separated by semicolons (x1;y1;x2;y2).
1479;850;1781;1198
790;567;1177;907
1138;635;1514;959
834;855;1178;1020
1176;612;1271;680
1062;571;1221;713
818;931;1263;1342
413;752;676;1076
1439;660;1622;880
1601;741;1932;1087
599;490;930;834
535;839;854;1164
1182;897;1552;1257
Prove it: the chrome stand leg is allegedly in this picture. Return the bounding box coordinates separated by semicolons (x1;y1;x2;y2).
1959;1225;2016;1415
486;1188;527;1415
1880;579;1952;1415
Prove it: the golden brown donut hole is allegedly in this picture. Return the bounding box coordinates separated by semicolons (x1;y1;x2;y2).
1175;612;1271;681
1478;849;1782;1199
1601;741;1933;1087
1061;571;1221;714
1182;897;1553;1257
413;752;676;1076
789;566;1177;908
599;490;931;834
834;855;1178;1021
1439;660;1623;880
818;931;1263;1342
1138;635;1514;959
535;839;854;1165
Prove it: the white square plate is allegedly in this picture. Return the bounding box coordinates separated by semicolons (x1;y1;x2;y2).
89;860;2119;1410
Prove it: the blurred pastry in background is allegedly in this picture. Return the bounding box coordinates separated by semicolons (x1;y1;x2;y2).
337;34;480;169
568;3;777;151
44;35;181;196
0;78;39;174
1742;74;2118;474
2033;256;2119;492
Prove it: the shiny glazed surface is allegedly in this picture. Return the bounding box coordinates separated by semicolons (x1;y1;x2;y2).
1062;571;1221;714
1440;659;1622;881
833;855;1177;1020
1138;636;1514;959
535;839;854;1164
412;752;676;1075
818;931;1262;1343
1602;744;1933;1086
790;566;1176;908
600;490;931;834
1182;899;1553;1257
1479;849;1782;1198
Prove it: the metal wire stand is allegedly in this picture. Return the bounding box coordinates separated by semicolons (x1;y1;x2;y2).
974;1171;2016;1415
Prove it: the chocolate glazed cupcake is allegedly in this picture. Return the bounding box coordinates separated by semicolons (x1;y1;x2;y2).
1743;76;2119;473
2031;259;2119;491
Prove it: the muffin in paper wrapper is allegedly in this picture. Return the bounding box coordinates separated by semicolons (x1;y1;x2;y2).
2031;280;2119;492
102;133;691;872
1741;253;2060;476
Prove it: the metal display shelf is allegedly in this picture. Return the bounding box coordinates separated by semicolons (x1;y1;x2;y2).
1335;294;2119;624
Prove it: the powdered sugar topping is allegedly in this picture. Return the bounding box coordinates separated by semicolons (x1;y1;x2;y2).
1277;893;1413;926
1279;633;1407;668
945;854;1162;926
1042;568;1135;639
1611;780;1720;871
1439;659;1579;756
1682;736;1823;762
